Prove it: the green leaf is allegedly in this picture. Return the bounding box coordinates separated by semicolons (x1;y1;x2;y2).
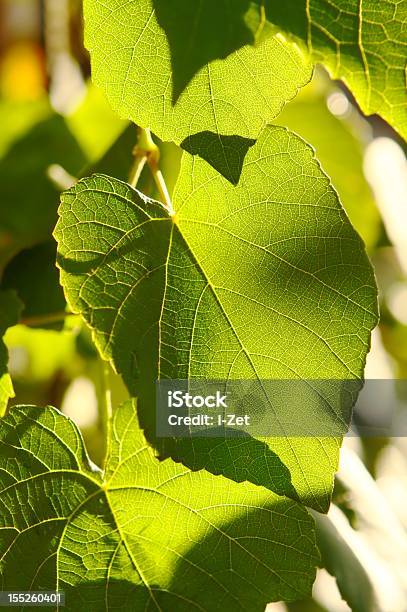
0;115;86;270
265;0;407;140
0;291;23;415
4;324;79;385
55;126;378;511
311;506;380;612
66;83;127;162
83;0;312;144
0;99;50;159
84;1;407;144
274;77;381;249
0;402;318;609
1;241;66;327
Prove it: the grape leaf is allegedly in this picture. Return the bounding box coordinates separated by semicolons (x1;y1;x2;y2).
66;82;127;162
55;126;378;511
1;241;66;327
83;0;312;144
265;0;407;140
0;402;318;609
0;115;86;271
84;0;407;145
0;291;23;415
274;77;381;249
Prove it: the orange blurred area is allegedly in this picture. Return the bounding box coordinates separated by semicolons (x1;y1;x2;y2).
0;42;46;101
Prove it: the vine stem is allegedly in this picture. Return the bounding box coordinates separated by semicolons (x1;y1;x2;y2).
129;127;174;215
20;311;72;327
128;150;147;188
148;156;174;215
99;361;113;467
102;362;113;422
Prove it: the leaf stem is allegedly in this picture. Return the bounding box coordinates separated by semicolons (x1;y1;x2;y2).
128;126;157;188
130;127;174;215
99;360;113;467
20;310;73;327
104;363;113;418
128;150;147;188
148;155;174;216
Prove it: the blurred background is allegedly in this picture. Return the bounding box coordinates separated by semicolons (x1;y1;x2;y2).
0;1;406;610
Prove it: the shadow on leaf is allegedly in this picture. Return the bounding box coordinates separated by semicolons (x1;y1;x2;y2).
181;131;256;185
137;401;300;505
263;0;308;44
153;0;263;103
62;506;316;610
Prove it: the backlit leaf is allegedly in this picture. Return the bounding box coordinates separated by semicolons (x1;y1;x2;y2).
0;402;318;610
274;75;381;249
84;0;407;143
83;0;312;144
265;0;407;140
55;126;378;511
